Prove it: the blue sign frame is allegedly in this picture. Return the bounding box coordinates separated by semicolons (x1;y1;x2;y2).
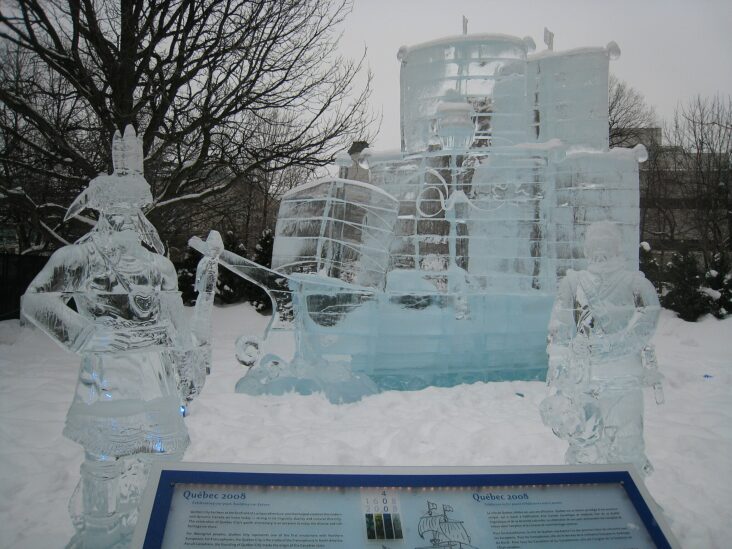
134;464;677;549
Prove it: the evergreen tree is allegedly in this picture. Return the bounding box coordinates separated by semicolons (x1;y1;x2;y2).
216;231;250;305
639;242;662;292
704;252;732;319
250;229;275;313
0;0;374;253
661;252;712;321
253;229;274;268
175;249;200;306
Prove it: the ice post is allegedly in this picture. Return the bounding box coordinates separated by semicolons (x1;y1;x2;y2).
540;221;661;474
192;32;648;401
22;126;219;548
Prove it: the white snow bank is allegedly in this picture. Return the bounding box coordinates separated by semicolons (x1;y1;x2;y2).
0;305;730;548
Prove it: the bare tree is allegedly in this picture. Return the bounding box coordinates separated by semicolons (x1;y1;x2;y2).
608;74;657;148
0;0;374;253
641;95;731;264
640;135;688;258
663;95;731;265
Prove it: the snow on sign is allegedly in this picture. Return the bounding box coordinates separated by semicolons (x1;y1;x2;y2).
133;463;678;549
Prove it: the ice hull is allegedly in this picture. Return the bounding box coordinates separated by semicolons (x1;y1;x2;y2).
297;289;553;390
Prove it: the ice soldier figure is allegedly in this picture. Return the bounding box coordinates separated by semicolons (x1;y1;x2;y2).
540;221;661;474
22;126;220;548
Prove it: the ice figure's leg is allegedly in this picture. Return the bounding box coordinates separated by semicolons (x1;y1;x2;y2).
602;386;652;474
565;442;602;465
563;385;650;473
561;392;604;465
540;390;607;466
564;414;603;465
117;449;186;540
117;456;150;537
68;452;125;549
69;448;185;548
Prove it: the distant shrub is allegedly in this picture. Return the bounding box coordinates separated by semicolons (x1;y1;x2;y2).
175;249;200;306
249;229;274;314
660;252;712;322
216;231;251;305
638;242;662;292
704;252;732;319
639;244;731;322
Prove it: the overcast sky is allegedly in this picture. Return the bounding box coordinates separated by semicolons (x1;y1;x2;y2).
337;0;732;150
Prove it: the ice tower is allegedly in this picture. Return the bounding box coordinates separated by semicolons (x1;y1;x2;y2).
196;32;647;399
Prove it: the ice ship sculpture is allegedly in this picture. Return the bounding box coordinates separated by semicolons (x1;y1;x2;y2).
22;126;219;548
193;32;648;401
539;221;661;474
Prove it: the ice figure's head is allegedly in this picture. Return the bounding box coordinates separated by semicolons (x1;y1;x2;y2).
65;125;164;253
103;222;140;254
583;221;622;265
64;125;152;221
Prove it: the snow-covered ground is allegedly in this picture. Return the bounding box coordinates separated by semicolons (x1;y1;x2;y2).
0;304;730;548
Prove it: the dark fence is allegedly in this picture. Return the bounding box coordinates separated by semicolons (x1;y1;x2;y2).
0;254;49;321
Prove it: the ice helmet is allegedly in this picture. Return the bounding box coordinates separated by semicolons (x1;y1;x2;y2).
64;125;152;220
65;125;164;253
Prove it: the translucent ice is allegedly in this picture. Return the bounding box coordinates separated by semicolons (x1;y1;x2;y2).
199;32;648;398
21;126;218;547
540;222;661;474
271;178;400;288
190;179;394;403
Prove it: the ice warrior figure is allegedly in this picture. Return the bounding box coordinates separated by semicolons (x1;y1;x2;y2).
22;126;218;547
540;221;661;474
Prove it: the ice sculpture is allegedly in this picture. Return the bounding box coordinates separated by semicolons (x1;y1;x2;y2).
195;32;648;399
539;222;661;474
21;126;218;547
190;178;394;403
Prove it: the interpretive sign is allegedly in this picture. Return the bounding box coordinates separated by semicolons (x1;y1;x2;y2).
132;463;678;549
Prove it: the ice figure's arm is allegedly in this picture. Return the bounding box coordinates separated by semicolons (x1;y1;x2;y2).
189;236;295;331
189;257;217;346
591;274;660;359
155;253;210;401
21;246;95;352
190;231;222;347
156;254;194;350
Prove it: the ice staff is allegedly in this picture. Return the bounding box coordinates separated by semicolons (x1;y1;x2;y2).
540;221;662;475
21;126;217;548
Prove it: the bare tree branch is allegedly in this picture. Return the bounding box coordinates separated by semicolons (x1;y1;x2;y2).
642;95;731;265
1;0;375;253
608;74;657;148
